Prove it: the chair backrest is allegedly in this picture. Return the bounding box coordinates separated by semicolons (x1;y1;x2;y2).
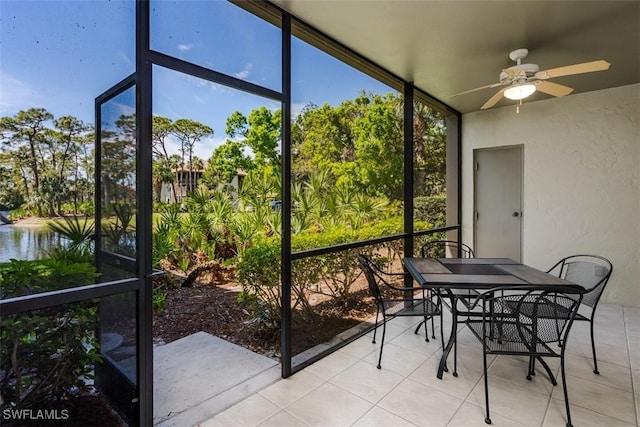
547;255;613;308
479;288;583;346
356;254;384;306
420;240;475;258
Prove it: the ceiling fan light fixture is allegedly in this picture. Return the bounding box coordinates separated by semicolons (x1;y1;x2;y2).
504;83;536;100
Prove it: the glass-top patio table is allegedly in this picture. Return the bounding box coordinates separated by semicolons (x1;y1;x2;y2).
402;257;585;379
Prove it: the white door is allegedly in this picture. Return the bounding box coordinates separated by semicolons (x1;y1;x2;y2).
474;146;523;261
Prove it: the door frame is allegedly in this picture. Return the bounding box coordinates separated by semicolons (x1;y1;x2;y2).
93;70;154;426
473;144;524;261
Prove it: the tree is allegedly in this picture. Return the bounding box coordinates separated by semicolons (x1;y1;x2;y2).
413;103;446;196
168;154;182;202
226;107;280;166
0;108;53;215
353;93;404;199
152;116;179;202
202;140;253;187
172;119;213;194
152;116;173;160
101;115;136;208
291;92;446;201
0;109;95;216
70;131;94;213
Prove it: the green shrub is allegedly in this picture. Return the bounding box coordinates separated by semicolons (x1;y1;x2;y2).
0;187;24;211
0;258;101;410
236;241;282;327
414;194;446;227
236;217;436;325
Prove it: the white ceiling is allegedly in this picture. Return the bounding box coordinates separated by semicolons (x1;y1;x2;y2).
271;0;640;113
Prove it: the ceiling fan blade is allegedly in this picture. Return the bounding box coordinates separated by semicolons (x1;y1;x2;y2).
450;81;507;98
536;81;574;97
480;87;508;110
535;60;610;80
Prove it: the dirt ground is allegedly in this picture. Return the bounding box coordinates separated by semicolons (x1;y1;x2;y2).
151;271;381;359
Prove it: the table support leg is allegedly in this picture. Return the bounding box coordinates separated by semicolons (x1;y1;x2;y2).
437;293;458;379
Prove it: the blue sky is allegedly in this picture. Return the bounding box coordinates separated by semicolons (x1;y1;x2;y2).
1;0;393;160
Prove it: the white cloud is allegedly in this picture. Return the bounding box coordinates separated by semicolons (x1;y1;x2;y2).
195;135;227;160
178;43;193;52
234;63;253;79
0;72;43;116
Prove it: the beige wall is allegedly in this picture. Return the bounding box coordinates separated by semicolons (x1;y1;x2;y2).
461;84;640;306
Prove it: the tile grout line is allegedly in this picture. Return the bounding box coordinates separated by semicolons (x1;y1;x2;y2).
623;306;639;427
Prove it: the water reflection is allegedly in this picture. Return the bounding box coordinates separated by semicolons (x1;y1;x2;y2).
0;224;67;262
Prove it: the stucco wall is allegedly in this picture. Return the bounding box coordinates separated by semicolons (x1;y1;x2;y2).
461;84;640;306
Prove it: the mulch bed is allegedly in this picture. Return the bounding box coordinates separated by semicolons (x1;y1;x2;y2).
152;271;383;358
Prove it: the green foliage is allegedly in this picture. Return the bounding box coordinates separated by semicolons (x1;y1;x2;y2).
414;194;446;228
47;216;95;249
226;107;281;166
291;92;446;201
0;186;24;211
102;202;136;255
236;241;282;327
60;201;95;216
202;140;254;186
0;258;99;299
235;216;434;326
153;287;167;312
0;258;100;410
1;108;95;217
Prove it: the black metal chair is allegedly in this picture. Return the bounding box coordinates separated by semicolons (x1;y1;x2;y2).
467;286;583;427
420;240;477;376
420;240;475;259
357;254;440;369
546;254;613;374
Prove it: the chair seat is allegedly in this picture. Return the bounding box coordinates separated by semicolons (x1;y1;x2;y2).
503;299;581;321
466;320;561;356
382;298;440;317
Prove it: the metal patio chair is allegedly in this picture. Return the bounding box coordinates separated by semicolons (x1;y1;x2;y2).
467;286;583;427
420;240;477;376
357;254;440;369
546;254;613;374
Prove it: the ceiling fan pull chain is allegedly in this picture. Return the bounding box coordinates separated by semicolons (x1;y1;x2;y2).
516;99;522;114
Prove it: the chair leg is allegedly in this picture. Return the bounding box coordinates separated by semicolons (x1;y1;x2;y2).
590;320;599;374
527;356;534;380
372;308;380;344
560;356;573;427
452;298;458;377
431;311;436;339
483;345;491;424
424;317;430;342
377;318;386;369
536;356;557;386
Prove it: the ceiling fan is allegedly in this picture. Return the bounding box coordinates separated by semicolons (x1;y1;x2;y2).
452;48;611;110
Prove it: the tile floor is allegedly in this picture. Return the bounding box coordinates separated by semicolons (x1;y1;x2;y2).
200;304;640;426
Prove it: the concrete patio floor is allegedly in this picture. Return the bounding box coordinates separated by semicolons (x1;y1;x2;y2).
194;303;639;426
154;332;280;427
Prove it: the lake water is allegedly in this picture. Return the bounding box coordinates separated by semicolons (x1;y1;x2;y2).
0;224;67;262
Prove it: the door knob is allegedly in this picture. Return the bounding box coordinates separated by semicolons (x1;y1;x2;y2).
513;212;520;217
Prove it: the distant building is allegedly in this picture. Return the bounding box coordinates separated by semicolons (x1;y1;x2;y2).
158;164;247;203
